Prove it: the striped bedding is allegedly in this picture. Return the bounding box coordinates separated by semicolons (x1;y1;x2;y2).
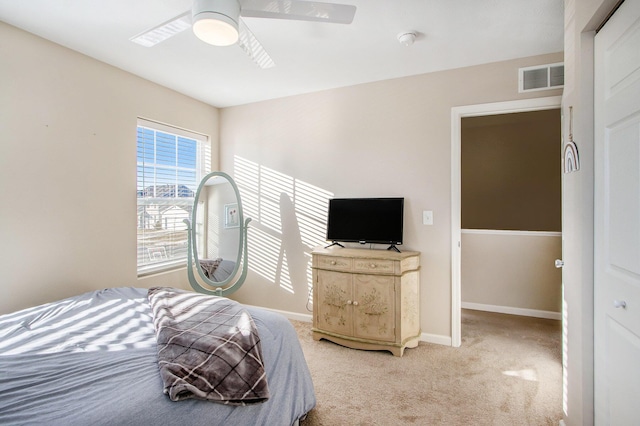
0;287;316;425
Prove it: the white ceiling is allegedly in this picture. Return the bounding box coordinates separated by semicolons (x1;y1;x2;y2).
0;0;564;108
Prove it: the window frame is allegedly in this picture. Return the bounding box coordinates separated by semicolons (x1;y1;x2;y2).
136;118;210;276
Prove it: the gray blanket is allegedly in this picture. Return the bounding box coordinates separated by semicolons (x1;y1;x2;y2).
199;258;223;278
147;287;270;405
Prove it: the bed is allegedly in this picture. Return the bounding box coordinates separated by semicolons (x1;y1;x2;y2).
0;287;316;425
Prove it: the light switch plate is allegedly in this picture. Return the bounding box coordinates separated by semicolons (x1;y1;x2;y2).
423;210;433;225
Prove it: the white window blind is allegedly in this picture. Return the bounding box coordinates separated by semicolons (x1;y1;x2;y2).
136;119;210;275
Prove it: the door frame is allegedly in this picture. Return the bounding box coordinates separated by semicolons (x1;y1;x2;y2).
450;96;562;347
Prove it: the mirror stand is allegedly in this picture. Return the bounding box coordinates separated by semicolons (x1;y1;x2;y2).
183;171;251;296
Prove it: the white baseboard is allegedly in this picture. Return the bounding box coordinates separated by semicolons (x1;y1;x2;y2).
246;302;558;351
420;332;452;346
281;311;313;323
244;303;313;323
462;302;562;320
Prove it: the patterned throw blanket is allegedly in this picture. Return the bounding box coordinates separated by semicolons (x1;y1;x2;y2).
199;258;223;279
147;287;270;405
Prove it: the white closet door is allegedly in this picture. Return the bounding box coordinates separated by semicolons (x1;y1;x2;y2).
594;0;640;424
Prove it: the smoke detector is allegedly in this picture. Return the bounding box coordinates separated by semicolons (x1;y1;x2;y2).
397;32;417;46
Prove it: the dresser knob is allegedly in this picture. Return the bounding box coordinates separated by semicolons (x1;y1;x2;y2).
370;263;376;268
346;300;352;305
330;261;336;265
353;301;359;306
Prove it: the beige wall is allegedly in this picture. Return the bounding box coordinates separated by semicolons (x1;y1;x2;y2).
220;52;563;340
461;231;562;315
0;22;219;314
462;109;562;232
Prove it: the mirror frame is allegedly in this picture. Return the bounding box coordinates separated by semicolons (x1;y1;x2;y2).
184;171;251;296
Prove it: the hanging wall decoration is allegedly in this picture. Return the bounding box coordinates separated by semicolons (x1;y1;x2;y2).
564;106;580;173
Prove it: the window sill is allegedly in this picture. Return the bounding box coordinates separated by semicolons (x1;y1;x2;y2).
137;261;186;278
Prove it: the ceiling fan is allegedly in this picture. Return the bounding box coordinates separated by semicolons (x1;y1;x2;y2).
130;0;356;69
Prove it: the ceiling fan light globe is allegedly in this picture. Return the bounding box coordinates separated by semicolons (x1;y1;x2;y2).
193;12;239;46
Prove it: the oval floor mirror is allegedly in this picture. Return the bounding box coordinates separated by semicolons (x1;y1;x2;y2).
184;171;251;296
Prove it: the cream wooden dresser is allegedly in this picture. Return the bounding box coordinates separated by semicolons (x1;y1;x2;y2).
311;247;420;357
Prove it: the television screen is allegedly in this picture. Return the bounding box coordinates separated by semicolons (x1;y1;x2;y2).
326;198;404;246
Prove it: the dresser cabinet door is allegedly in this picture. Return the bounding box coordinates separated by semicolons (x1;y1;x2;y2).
316;270;352;336
352;274;395;342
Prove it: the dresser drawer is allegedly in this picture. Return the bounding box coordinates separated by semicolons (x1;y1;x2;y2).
315;255;352;271
353;258;395;274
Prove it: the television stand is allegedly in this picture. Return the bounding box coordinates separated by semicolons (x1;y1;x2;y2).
324;241;344;249
311;247;421;356
387;245;401;253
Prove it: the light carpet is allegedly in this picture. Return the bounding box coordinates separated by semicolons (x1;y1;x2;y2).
294;309;562;425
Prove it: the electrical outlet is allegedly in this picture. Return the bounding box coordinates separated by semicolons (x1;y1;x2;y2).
423;210;433;225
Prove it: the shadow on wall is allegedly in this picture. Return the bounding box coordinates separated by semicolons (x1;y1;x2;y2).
233;156;333;300
279;193;310;294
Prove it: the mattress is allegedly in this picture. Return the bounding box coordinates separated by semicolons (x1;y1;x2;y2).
0;287;315;425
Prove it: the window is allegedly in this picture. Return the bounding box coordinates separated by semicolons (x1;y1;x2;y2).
136;119;210;275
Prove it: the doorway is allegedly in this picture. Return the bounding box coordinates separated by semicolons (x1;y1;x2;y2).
450;96;562;347
460;110;562;319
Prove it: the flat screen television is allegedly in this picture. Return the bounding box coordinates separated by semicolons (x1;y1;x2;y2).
326;197;404;251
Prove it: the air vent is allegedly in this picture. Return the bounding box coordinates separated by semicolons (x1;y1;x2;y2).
519;63;564;92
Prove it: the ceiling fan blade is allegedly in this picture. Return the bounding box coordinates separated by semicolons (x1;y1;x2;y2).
239;0;356;24
130;12;191;47
238;19;276;69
